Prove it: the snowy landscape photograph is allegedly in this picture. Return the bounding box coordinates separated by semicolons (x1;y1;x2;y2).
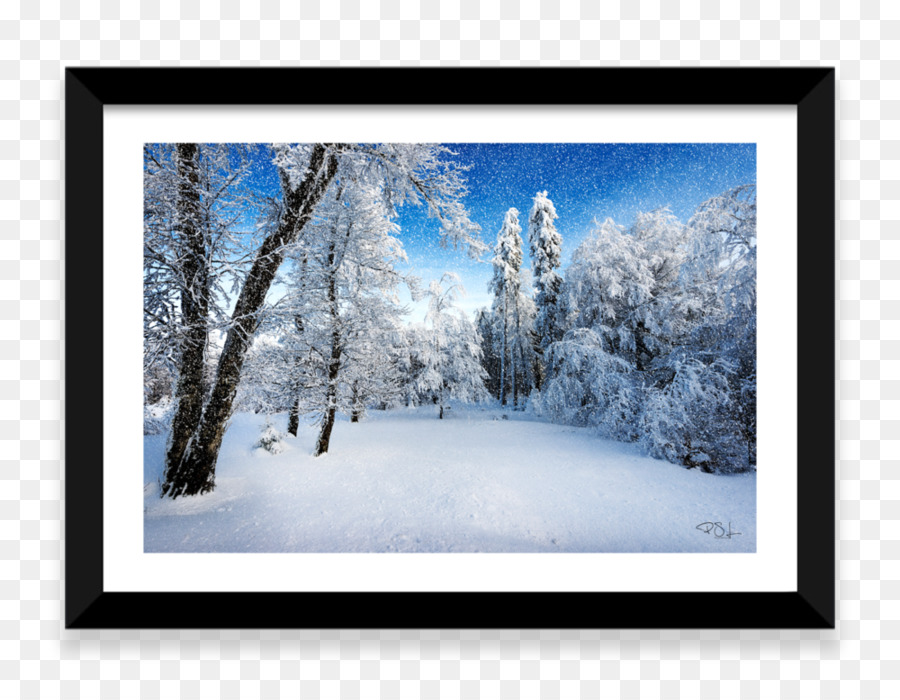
143;141;758;554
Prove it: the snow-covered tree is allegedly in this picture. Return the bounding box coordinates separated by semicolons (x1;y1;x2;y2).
566;217;654;360
341;318;410;421
489;208;536;408
536;328;642;442
541;191;757;474
528;191;567;384
397;323;428;407
162;143;484;496
236;332;299;416
474;307;501;399
540;213;674;440
162;144;340;497
639;355;742;471
641;186;758;472
143;143;184;393
415;274;488;419
144;143;259;494
566;210;687;373
160;144;209;481
274;174;411;456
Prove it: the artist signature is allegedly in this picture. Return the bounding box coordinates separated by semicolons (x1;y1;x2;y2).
696;522;741;539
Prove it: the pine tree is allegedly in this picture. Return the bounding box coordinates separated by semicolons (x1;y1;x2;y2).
528;191;566;386
489;208;535;407
474;307;501;398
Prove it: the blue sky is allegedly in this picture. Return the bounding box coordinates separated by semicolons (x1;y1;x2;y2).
200;142;756;323
391;142;757;322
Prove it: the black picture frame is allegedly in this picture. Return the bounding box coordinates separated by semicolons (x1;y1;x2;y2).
65;67;835;629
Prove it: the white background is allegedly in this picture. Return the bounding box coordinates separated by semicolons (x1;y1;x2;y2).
104;104;797;594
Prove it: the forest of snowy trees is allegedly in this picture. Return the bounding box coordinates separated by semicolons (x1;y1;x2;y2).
144;142;757;499
473;184;756;474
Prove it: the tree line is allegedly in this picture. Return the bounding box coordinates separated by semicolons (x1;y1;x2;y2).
475;187;757;474
145;142;756;501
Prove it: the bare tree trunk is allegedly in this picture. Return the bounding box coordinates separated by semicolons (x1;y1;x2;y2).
350;382;361;423
533;337;545;392
162;144;338;497
512;292;521;409
314;238;342;457
313;315;341;455
315;405;337;455
511;332;517;410
499;292;508;406
314;339;340;455
287;397;301;437
287;315;305;437
511;351;517;408
162;144;208;488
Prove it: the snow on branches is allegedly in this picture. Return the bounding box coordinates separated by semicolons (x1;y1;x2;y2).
528;191;566;353
414;274;488;418
538;189;757;473
488;208;537;408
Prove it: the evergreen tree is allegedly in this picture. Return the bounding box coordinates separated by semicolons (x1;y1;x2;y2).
528;191;566;386
474;307;501;398
489;208;535;408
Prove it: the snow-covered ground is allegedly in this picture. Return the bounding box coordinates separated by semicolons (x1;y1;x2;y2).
144;405;756;553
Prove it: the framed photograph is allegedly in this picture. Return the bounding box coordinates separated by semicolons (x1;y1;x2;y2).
65;67;834;628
